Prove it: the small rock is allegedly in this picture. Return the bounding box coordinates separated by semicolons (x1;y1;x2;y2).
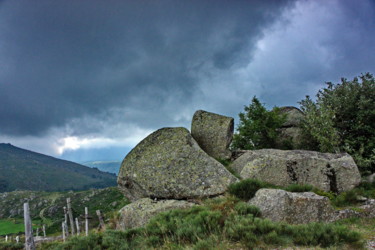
248;188;335;224
117;198;195;230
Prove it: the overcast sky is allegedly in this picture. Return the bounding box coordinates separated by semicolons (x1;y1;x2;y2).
0;0;374;162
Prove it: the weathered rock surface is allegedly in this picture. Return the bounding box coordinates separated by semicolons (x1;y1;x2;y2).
279;106;304;127
191;110;234;160
248;189;335;224
117;198;195;230
231;149;361;193
117;127;238;201
276;106;304;149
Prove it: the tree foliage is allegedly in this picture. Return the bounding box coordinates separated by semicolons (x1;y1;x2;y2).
299;73;375;175
231;96;286;150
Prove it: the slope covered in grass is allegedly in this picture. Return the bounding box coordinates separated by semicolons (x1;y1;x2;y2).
0;143;117;192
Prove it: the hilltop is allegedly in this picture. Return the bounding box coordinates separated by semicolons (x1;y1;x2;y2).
82;161;121;175
0;143;117;193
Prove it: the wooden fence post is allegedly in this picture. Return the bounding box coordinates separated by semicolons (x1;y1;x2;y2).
96;210;106;231
24;202;36;250
75;217;80;236
67;198;75;235
62;222;66;242
85;207;89;236
63;206;69;236
43;224;46;237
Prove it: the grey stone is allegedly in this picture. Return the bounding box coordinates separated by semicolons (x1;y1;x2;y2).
231;149;361;193
191;110;234;160
248;189;335;224
279;106;304;128
117;127;238;201
276;107;305;149
117;198;195;230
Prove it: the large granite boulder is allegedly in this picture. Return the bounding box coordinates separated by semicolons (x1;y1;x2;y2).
191;110;234;160
117;127;238;201
117;198;195;230
248;189;335;224
231;149;361;193
276;106;304;149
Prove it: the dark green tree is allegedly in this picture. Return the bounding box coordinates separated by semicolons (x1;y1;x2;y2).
299;73;375;175
231;96;286;150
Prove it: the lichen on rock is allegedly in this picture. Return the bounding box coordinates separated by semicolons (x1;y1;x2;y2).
117;127;238;201
191;110;234;160
231;149;361;193
116;198;195;230
248;188;335;224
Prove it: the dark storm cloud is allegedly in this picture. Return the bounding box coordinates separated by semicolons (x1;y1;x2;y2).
0;0;294;136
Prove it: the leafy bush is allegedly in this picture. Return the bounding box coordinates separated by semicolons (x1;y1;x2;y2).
299;73;375;175
228;179;276;200
231;96;286;150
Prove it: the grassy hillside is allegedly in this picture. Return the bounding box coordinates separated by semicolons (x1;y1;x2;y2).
82;161;121;175
0;143;117;193
0;187;129;236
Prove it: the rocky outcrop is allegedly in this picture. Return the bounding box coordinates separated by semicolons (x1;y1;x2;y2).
248;189;334;224
117;198;195;230
117;127;238;201
276;106;304;149
231;149;361;193
191;110;234;160
279;106;304;127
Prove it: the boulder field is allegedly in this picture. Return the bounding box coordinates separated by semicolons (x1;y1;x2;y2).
116;109;367;229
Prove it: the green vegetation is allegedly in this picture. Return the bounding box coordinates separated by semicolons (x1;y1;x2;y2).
231;96;286;150
331;180;375;207
0;219;41;235
299;73;375;175
0;143;117;193
228;178;375;209
37;197;363;249
228;179;276;200
0;187;129;236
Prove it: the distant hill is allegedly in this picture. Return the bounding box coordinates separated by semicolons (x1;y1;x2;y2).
0;143;117;193
82;161;121;175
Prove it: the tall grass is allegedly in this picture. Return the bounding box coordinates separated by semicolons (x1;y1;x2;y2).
39;197;363;249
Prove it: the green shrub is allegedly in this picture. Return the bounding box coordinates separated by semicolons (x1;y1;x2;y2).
299;73;375;175
285;183;313;192
0;242;24;250
234;202;261;217
312;188;335;200
231;96;286;150
228;179;275;200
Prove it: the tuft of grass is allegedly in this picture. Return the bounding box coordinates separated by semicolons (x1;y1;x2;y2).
285;183;314;192
228;179;276;200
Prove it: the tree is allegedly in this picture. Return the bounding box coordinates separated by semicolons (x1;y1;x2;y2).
299;73;375;175
231;96;286;150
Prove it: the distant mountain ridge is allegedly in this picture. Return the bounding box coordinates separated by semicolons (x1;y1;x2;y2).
82;161;121;175
0;143;117;193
